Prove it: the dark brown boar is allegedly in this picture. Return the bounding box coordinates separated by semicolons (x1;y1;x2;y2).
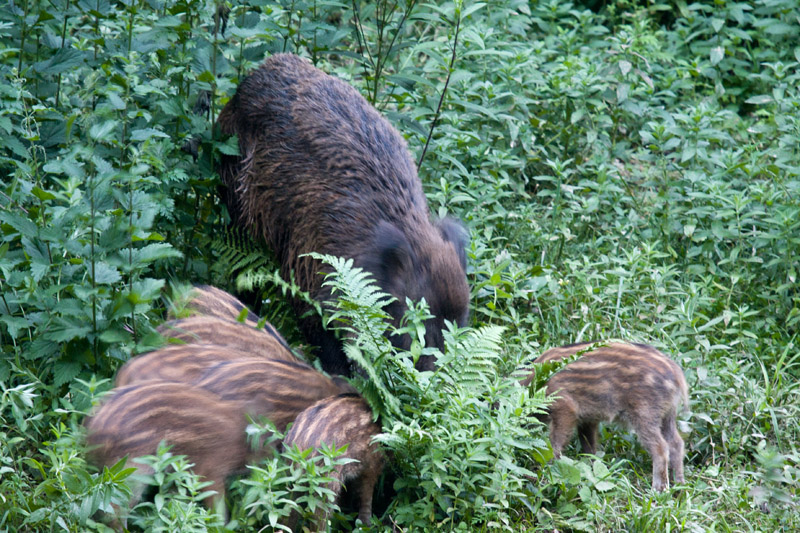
157;316;300;364
115;344;262;387
193;358;355;434
217;53;470;376
84;381;267;525
283;394;384;528
523;342;688;491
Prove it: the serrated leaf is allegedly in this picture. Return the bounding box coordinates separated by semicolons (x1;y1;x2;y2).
0;315;31;337
0;211;38;238
131;128;169;141
90;261;122;284
107;92;126;110
98;327;130;344
216;137;240;156
618;60;631;76
89;120;120;142
711;17;724;33
128;278;166;304
54;361;82;387
710;46;724;66
131;243;181;265
31;186;57;201
616;83;628;103
43;157;85;179
764;21;793;35
32;47;86;74
42;321;92;343
24;337;59;360
745;95;772;105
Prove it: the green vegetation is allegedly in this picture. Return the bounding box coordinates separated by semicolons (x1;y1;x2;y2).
1;0;799;530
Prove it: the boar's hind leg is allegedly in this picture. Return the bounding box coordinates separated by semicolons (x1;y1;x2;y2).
577;421;599;455
548;397;579;458
636;424;671;491
661;413;685;485
354;463;382;525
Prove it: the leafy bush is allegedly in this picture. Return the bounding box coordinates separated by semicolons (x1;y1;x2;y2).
2;0;800;530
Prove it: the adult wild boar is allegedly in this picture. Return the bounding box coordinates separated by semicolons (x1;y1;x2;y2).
218;53;470;375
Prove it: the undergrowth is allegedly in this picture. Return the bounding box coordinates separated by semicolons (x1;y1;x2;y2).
2;0;799;530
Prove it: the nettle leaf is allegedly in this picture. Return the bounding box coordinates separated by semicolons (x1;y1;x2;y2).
53;360;82;388
89;120;120;142
128;278;166;304
216;136;240;156
130;243;181;266
42;319;92;343
745;95;772;105
130;128;169;141
0;211;38;238
24;337;59;360
710;46;724;66
0;315;31;337
32;47;86;74
89;261;122;284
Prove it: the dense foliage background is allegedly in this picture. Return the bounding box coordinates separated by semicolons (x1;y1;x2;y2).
1;0;799;530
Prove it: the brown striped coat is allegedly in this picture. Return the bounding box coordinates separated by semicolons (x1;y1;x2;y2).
157;315;299;363
85;381;266;522
172;284;261;326
524;342;688;491
284;394;384;528
114;344;264;387
193;358;355;434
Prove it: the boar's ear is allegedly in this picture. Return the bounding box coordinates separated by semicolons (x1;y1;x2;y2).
360;221;414;294
436;217;469;271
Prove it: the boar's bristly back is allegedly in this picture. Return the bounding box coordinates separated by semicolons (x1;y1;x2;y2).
217;53;470;376
157;315;299;364
194;358;355;432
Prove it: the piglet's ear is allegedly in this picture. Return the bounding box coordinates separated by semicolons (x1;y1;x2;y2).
359;221;414;295
436;217;469;271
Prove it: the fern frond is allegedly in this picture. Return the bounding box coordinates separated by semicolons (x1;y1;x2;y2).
309;253;396;313
439;325;505;390
206;225;275;280
307;253;403;418
235;266;323;318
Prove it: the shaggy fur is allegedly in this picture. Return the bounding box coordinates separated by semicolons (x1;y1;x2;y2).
284;394;384;528
218;53;470;375
522;342;689;491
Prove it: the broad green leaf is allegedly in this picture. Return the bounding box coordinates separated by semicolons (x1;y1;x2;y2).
710;46;724;66
131;128;169;141
745;95;772;105
90;261;122;284
53;361;82;388
131;243;181;265
89;120;120;142
32;47;86;74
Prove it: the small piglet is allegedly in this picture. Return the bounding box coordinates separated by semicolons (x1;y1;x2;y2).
173;284;262;327
193;358;355;434
157;315;299;364
85;381;266;522
114;344;262;387
522;342;688;491
284;394;384;528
